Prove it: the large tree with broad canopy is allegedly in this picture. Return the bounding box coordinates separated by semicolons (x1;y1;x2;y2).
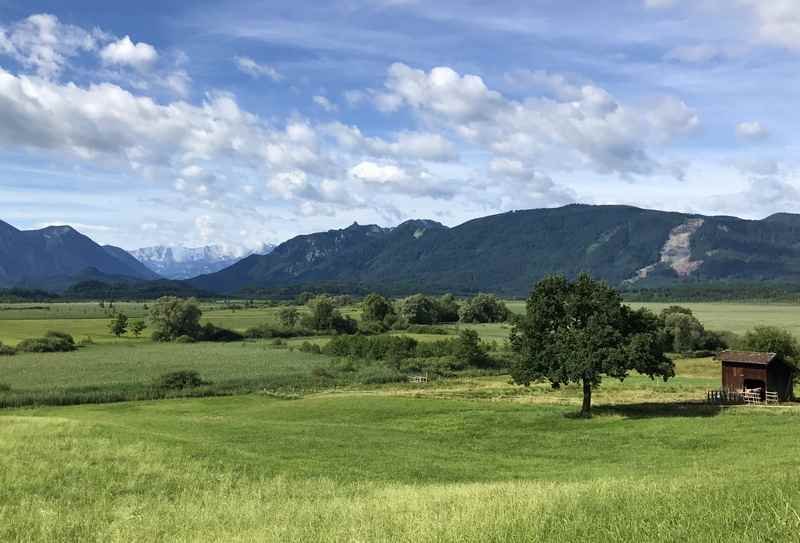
510;274;674;417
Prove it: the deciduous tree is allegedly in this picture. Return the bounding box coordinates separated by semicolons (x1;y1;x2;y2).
510;274;673;418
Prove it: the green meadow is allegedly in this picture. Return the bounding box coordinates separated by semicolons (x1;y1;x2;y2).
2;300;800;541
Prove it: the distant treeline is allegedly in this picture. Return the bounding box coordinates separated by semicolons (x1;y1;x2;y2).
8;279;800;304
622;282;800;303
0;280;213;302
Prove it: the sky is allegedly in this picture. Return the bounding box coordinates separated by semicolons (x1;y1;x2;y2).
0;0;799;251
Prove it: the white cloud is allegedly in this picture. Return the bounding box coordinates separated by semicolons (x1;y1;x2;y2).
741;0;800;50
325;123;458;162
376;63;698;179
665;44;723;63
235;56;283;81
313;95;337;112
736;121;768;141
503;69;582;100
100;36;158;70
710;176;800;216
350;161;409;184
165;70;191;97
0;13;96;78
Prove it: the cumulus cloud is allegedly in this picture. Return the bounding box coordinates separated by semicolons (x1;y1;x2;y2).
374;63;698;179
235;56;283;81
350;161;409;184
313;95;337;112
0;13;96;78
710;176;800;216
741;0;800;50
325;122;457;162
100;36;158;70
736;121;768;141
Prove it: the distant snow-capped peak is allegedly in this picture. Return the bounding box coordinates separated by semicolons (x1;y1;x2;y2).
130;243;274;279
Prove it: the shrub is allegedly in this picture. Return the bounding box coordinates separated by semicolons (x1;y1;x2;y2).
0;382;10;392
458;294;510;323
197;323;244;342
740;326;799;366
362;293;396;324
272;338;287;347
454;329;492;368
0;342;15;356
406;325;450;335
299;341;322;354
175;335;195;344
153;370;209;389
355;365;405;384
16;336;76;353
357;320;386;336
44;331;75;346
244;323;314;339
323;335;418;361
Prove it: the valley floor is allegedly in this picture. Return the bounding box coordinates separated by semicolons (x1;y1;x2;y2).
3;377;800;542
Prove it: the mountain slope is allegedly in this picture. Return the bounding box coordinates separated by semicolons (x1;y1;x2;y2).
0;221;157;289
189;204;800;296
102;245;161;280
130;244;275;279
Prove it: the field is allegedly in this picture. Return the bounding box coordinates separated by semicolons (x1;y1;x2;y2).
4;300;799;346
2;300;800;541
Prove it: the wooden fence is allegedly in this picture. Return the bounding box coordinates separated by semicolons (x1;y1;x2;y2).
707;388;779;406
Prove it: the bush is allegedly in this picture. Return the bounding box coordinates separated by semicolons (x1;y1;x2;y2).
244;323;314;339
458;294;510;323
16;336;76;353
299;341;322;354
323;335;419;361
740;326;799;365
153;370;209;389
355;365;406;384
362;293;396;324
175;335;195;344
44;331;75;346
406;325;450;335
272;338;287;347
197;323;244;342
0;342;15;356
0;382;10;392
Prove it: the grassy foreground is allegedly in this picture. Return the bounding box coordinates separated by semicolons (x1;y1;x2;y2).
2;392;800;542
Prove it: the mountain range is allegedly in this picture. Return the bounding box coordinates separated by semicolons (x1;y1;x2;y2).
129;244;275;280
0;220;158;289
5;204;800;296
188;204;800;296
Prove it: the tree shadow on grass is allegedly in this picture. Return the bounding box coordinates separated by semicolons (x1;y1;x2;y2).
565;401;723;419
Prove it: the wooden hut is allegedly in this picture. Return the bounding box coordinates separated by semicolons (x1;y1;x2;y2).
716;350;794;402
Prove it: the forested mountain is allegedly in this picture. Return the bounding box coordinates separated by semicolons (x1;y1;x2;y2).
7;205;800;296
0;221;159;289
188;205;800;296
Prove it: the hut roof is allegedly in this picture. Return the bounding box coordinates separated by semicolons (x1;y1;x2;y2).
717;351;777;366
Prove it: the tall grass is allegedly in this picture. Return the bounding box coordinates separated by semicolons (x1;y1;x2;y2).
2;397;800;542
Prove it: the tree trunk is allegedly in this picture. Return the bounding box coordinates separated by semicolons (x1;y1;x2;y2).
580;379;592;418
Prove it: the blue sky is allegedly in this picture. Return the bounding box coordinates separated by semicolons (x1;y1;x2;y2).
1;0;799;250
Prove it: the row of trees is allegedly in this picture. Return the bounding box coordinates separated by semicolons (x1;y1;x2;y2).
361;292;510;329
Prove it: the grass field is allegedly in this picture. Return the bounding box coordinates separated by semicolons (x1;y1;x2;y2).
3;299;800;541
5;300;798;346
3;387;800;542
